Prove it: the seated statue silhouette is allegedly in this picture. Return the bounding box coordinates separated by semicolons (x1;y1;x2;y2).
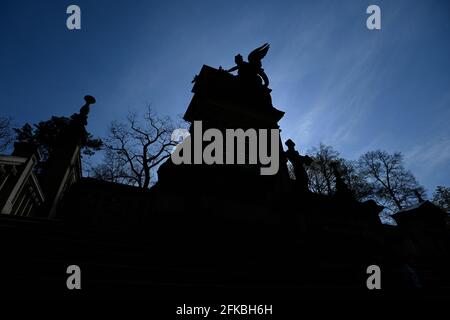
227;43;271;92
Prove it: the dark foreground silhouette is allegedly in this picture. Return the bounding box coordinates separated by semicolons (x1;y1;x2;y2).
0;45;449;299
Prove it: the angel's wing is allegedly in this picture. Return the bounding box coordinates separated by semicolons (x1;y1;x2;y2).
248;43;270;64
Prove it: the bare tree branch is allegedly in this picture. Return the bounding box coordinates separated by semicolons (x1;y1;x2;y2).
93;107;176;189
357;150;424;212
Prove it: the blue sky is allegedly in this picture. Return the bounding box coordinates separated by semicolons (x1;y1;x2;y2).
1;0;449;195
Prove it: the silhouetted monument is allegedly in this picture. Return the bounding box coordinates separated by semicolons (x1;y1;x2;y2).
157;44;290;222
1;45;449;298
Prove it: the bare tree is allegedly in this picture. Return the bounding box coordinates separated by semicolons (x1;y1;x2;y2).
0;117;13;153
91;149;129;184
357;150;425;212
94;107;175;189
306;144;340;195
432;186;450;213
339;159;373;201
303;144;373;201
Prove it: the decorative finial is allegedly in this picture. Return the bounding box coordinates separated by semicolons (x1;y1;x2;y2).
84;95;96;105
80;95;96;116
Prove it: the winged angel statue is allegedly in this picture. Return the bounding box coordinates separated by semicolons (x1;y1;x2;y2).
227;43;271;89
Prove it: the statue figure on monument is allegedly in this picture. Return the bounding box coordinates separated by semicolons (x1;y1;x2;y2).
284;139;312;192
227;43;271;90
